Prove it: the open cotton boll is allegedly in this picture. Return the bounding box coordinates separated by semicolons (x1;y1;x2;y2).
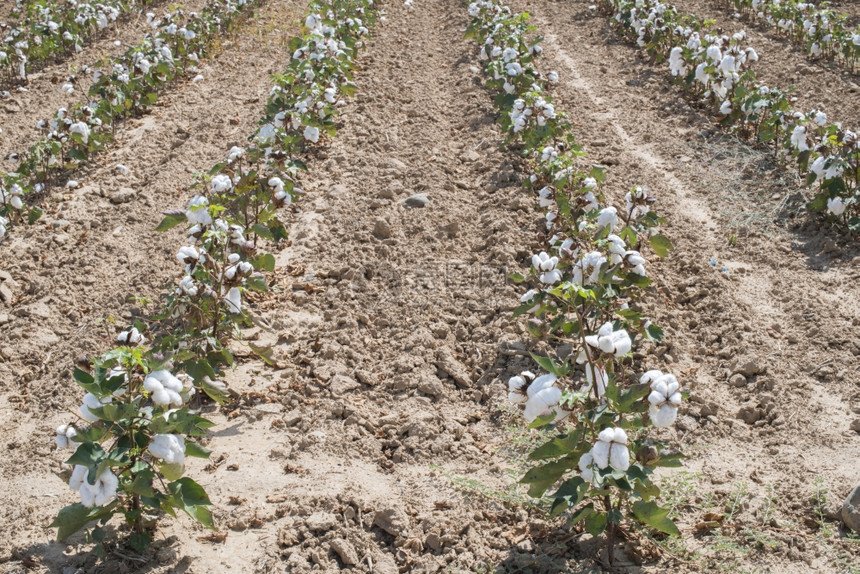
70;466;118;508
55;424;78;449
592;427;630;471
117;327;146;346
578;451;595;482
596;206;618;230
523;379;563;423
719;100;732;115
508;371;534;404
520;289;541;313
585;322;632;357
225;287;242;314
827;197;846;216
69;121;90;144
148;434;186;466
791;125;809;152
572;251;606;286
547;71;559;83
210;174;233;193
531;251;562;285
80;392;111;422
186;195;212;226
143;370;184;407
668;46;686;76
645;371;682;428
303;125;320;143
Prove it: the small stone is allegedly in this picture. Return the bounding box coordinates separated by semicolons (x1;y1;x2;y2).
425;532;442;551
329;375;360;396
843;485;860;533
355;369;378;386
51;219;71;229
53;233;69;245
516;539;535;552
374;217;392;239
732;354;763;377
416;375;444;397
435;348;472;388
329;538;359;566
699;402;719;417
373;553;398;574
305;512;337;532
849;419;860;434
0;283;12;304
728;373;747;387
403;193;430;208
110;188;136;204
460;150;480;163
441;221;459;238
737;406;761;425
0;314;9;325
373;507;410;537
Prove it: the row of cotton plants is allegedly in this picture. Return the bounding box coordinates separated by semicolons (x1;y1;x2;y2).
467;0;685;565
719;0;860;72
603;0;859;231
49;0;376;556
0;0;148;83
0;0;261;240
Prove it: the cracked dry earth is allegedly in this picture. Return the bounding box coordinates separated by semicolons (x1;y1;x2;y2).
0;0;859;573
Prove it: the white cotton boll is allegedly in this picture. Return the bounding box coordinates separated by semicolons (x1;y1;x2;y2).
591;437;610;469
225;287;242;314
55;424;78;449
179;275;198;296
78;468;118;508
80;392;110;422
813;111;827;126
176;245;199;265
695;62;711;85
210;174;232;193
303;125;320;143
305;14;318;28
706;44;722;63
827;197;846;216
582;363;607;398
68;465;87;492
547;71;559;83
226;146;244;163
582;177;597;190
597;206;618;230
186;195;212;226
719;100;731;115
578;451;594;480
668;46;686;76
520;289;540;313
143;370;184;407
649;403;678;427
609;442;630;471
502;47;518;62
117;327;146;346
523;385;562;422
791;125;809;152
148;434;185;465
69;121;90;144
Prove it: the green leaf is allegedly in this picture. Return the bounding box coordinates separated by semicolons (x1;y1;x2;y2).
519;458;575;498
184;439;211;459
246;275;268;293
128;532;151;553
508;272;526;284
251;223;274;241
251;253;276;273
527;412;557;429
568;503;594;526
631;500;680;536
51;504;94;540
73;367;98;394
200;376;229;405
529;428;583;460
529;352;570;376
66;442;107;468
168;477;215;529
27;206;43;224
648;234;673;258
549;476;588;516
155;211;187;232
585;510;607;536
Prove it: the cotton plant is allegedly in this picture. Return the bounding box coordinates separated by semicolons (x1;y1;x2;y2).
469;0;684;563
51;346;216;553
720;0;860;73
0;0;264;235
603;0;860;230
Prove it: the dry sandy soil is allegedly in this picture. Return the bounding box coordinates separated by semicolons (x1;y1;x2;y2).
0;0;859;572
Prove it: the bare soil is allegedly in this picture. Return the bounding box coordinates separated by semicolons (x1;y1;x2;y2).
0;0;858;573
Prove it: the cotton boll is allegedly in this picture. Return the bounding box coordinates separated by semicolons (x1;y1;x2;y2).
148;434;186;465
186;195;212;226
303;125;320;143
143;370;184;407
608;441;630;471
578;451;595;482
597;206;618;230
80;392;111;422
649;403;678;427
225;287;242;314
55;424;78;449
827;197;846;216
523;385;562;422
210;174;233;193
